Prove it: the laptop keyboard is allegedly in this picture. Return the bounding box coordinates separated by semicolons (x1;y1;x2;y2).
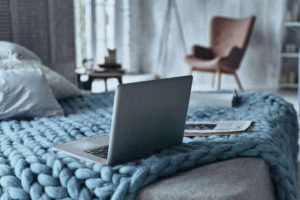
84;145;109;159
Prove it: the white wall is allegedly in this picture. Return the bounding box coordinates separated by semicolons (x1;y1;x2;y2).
125;0;285;91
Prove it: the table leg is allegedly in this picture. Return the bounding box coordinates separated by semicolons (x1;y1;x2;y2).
86;77;93;91
117;76;123;84
76;74;81;87
80;76;93;91
104;78;108;92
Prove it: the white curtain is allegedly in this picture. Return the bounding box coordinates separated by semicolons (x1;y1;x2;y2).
74;0;132;71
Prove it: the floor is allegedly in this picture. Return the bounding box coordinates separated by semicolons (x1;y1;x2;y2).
91;74;299;112
91;73;156;93
273;89;299;114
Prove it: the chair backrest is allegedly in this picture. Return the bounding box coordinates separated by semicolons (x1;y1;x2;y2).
210;16;256;58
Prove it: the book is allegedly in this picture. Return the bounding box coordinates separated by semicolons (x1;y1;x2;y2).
184;120;253;137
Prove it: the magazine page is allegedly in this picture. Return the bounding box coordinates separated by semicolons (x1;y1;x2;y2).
184;121;253;136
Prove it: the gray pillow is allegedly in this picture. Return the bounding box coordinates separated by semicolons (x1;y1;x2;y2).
0;41;41;61
0;58;82;99
0;68;64;120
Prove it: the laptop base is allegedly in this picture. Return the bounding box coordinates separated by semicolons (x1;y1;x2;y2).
53;134;109;164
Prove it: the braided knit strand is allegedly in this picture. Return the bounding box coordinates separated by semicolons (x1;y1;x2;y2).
0;92;298;200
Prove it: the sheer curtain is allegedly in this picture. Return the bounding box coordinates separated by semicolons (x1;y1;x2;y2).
74;0;131;71
74;0;93;67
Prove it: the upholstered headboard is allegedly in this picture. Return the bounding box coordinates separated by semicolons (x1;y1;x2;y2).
0;0;12;42
0;0;77;84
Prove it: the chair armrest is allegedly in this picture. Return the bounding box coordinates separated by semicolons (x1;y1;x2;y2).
191;45;214;59
224;46;243;58
219;47;243;69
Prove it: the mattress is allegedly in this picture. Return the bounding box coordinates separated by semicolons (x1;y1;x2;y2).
136;157;275;200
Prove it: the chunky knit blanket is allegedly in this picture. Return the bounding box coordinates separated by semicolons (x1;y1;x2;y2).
0;92;298;200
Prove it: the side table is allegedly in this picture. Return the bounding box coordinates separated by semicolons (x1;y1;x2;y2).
76;69;125;92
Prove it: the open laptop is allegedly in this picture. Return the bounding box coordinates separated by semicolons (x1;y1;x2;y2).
53;75;192;165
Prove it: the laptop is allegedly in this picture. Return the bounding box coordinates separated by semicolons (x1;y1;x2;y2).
53;75;192;165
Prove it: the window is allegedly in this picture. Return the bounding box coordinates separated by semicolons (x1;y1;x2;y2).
74;0;116;68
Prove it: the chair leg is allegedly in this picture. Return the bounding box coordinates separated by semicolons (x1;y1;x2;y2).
104;78;108;92
233;72;244;91
211;72;216;88
217;70;221;90
189;67;193;75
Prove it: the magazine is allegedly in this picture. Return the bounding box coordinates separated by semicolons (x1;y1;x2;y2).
184;120;253;137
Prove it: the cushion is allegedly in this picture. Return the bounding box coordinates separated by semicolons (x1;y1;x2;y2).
0;57;82;99
0;41;41;61
0;68;64;120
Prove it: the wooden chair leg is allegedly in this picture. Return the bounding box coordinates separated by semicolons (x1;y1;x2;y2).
211;72;216;88
189;67;193;75
233;72;244;91
104;78;108;92
217;70;221;90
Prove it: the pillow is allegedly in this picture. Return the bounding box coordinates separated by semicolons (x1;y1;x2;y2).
0;68;64;120
0;58;82;99
0;41;41;61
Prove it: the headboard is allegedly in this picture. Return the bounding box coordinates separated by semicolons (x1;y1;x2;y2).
0;0;12;41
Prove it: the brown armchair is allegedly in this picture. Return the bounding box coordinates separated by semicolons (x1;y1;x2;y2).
185;16;256;91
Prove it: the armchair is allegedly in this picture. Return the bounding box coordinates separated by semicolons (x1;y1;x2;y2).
185;16;256;91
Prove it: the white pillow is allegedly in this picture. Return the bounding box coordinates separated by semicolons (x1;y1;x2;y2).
0;41;41;61
0;68;64;120
0;58;82;99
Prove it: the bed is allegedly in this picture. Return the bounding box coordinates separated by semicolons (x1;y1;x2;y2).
0;91;298;200
0;42;298;200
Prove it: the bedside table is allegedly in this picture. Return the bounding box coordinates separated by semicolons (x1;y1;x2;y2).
76;68;125;92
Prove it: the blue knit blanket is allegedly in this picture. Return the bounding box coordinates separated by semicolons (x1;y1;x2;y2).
0;92;298;200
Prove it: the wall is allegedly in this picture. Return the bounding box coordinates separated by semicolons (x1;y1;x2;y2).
128;0;285;90
10;0;51;64
0;0;12;41
47;0;76;83
3;0;76;83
